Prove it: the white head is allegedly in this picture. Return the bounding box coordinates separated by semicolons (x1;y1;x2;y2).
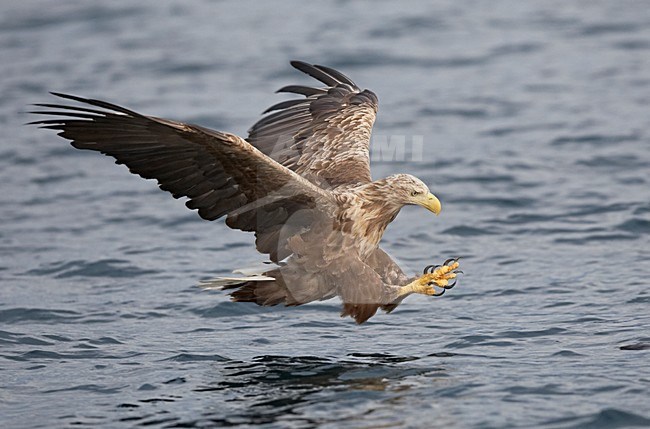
384;174;441;215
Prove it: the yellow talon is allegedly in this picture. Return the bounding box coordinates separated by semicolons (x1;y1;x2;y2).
399;257;462;298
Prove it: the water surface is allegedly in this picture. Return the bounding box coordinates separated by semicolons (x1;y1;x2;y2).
2;1;650;428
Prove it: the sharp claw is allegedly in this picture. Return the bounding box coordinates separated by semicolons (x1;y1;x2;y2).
443;280;457;289
421;258;462;295
423;264;440;274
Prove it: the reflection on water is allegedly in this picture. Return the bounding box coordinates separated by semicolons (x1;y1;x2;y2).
119;353;448;427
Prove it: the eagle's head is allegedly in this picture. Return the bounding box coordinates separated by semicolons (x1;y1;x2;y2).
386;174;441;215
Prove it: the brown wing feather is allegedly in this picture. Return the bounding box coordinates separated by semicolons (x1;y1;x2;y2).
217;246;411;323
30;93;335;262
365;248;413;314
337;248;412;323
247;61;378;189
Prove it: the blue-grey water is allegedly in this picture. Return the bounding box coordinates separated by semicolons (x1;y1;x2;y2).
2;1;650;428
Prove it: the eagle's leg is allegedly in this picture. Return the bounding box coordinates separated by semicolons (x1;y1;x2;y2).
398;258;461;298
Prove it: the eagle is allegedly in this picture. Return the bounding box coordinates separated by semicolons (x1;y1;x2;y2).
30;61;460;323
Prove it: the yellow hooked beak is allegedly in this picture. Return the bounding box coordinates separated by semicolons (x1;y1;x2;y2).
418;192;442;215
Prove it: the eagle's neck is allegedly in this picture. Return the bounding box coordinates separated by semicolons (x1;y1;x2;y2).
344;180;404;257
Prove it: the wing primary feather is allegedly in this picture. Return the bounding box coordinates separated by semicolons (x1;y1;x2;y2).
249;114;310;136
313;64;357;87
28;111;103;119
290;60;339;86
276;85;327;97
262;99;309;114
251;106;307;129
49;92;143;117
32;103;114;116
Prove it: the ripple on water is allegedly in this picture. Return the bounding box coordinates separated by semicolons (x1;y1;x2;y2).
441;225;497;237
0;308;82;324
616;218;650;235
25;259;160;278
3;349;142;362
576;155;649;169
544;408;650;429
619;337;650;351
0;330;54;346
550;133;640;146
496;327;566;339
161;353;230;362
554;233;637;245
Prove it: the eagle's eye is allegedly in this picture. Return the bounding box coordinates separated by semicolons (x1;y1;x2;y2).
411;190;421;197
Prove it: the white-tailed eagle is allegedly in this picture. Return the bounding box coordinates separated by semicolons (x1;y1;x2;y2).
30;61;460;323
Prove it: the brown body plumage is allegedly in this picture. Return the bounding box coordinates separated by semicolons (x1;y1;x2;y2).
30;61;459;323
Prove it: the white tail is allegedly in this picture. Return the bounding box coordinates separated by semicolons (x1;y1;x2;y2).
198;275;275;290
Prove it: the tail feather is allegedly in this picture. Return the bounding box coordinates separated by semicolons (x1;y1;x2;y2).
200;269;295;307
198;275;275;290
229;281;288;306
340;303;380;324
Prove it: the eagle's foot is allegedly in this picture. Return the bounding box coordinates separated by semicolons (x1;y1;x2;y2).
423;257;461;289
400;258;461;297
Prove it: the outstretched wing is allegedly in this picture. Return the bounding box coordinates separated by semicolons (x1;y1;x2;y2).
30;93;335;262
247;61;378;189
